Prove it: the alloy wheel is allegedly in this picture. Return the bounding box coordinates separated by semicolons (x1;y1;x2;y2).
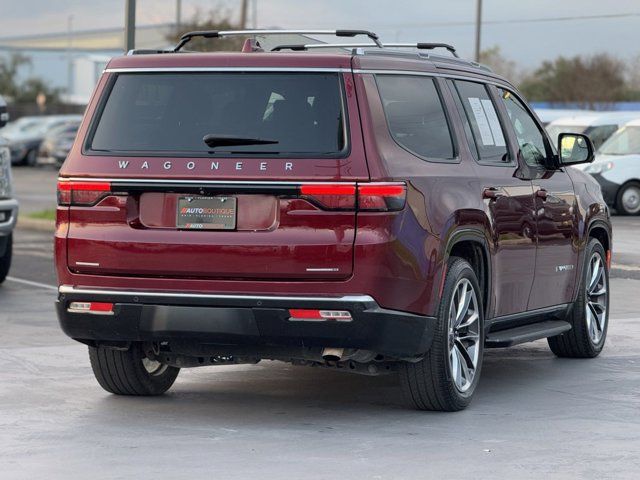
447;278;481;393
585;252;608;344
621;185;640;214
142;357;169;376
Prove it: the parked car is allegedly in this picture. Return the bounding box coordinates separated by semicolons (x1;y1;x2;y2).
38;120;81;166
583;119;640;215
533;108;592;127
0;95;18;283
55;29;612;411
546;112;640;151
0;114;82;166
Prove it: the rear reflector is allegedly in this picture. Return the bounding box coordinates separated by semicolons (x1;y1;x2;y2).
57;180;112;206
68;301;114;315
288;309;353;322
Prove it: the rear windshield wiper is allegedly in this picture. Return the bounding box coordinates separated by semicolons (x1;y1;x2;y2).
203;134;279;148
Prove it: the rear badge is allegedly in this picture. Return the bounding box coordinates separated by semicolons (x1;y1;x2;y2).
556;265;575;273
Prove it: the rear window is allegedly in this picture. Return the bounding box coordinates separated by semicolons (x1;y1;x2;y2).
88;72;347;157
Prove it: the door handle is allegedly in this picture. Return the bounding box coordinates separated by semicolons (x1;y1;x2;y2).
536;188;548;200
483;187;504;200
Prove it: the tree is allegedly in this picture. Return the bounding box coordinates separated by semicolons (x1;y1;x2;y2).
624;54;640;101
0;53;31;99
166;8;244;52
479;46;519;83
519;54;626;108
0;53;61;104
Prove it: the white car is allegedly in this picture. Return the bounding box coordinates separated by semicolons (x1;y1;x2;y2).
582;119;640;215
0;96;19;282
547;112;640;151
533;108;591;126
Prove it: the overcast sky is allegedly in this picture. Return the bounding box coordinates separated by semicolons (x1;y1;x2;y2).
1;0;639;67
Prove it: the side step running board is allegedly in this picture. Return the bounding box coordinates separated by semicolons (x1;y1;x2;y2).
485;321;572;348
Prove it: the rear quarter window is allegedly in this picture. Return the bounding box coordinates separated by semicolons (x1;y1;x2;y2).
375;75;455;162
88;72;347;158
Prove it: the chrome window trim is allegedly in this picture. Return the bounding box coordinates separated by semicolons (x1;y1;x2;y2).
104;67;351;73
58;285;374;304
352;69;513;89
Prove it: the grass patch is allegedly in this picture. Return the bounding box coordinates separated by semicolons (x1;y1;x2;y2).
27;209;56;221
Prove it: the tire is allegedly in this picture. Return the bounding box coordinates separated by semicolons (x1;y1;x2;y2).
399;257;484;411
0;234;12;284
548;238;609;358
88;343;180;395
616;181;640;215
23;149;38;167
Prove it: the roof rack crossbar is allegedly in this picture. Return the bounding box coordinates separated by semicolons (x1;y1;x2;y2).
174;29;382;52
271;42;459;58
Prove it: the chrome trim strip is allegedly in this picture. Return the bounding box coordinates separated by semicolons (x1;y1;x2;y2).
104;67;351;73
58;285;375;304
67;308;114;316
58;177;357;187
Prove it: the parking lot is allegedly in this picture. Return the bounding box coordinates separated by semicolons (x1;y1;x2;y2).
0;167;638;479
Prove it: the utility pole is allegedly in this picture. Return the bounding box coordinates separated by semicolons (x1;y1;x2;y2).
252;0;257;28
240;0;248;29
176;0;182;35
474;0;482;62
66;15;74;101
125;0;136;52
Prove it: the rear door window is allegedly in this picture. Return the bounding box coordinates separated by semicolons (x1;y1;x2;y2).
452;80;510;164
89;72;346;157
376;75;455;161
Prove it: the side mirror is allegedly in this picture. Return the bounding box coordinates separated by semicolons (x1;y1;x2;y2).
557;133;594;166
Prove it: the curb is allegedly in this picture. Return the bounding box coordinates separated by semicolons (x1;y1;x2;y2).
16;215;56;233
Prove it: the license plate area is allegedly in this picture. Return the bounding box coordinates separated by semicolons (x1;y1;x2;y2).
176;196;237;230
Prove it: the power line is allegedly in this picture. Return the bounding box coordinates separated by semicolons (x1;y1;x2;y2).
382;12;640;29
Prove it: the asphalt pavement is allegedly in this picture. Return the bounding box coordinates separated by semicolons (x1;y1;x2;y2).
2;166;640;479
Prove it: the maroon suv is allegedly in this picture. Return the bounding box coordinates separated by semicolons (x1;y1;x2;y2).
55;30;612;411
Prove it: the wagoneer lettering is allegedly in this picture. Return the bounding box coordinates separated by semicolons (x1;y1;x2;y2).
55;29;612;411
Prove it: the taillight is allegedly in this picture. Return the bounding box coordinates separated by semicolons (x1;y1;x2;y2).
358;182;406;211
299;183;356;210
298;182;406;211
57;180;112;206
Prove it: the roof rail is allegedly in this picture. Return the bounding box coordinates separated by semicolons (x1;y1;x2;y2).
271;42;459;58
173;29;382;52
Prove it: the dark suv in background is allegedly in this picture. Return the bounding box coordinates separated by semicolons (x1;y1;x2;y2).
55;30;611;411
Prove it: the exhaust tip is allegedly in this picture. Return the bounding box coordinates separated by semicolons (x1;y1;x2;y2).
322;347;344;362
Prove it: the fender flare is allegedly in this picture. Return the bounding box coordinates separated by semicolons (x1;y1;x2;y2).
441;226;493;317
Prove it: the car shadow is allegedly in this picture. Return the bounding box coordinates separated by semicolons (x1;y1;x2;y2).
83;341;594;428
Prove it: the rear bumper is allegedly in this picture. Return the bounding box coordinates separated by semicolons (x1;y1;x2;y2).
56;286;436;358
